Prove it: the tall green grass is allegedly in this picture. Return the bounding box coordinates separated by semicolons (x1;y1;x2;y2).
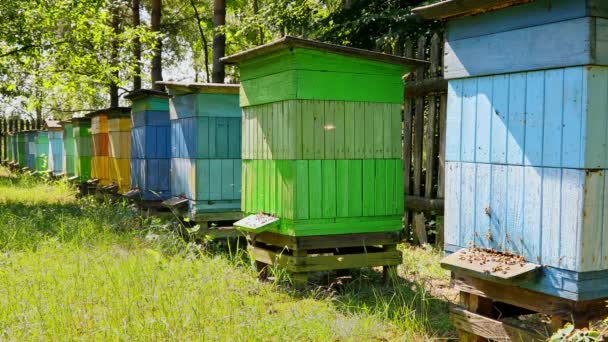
0;167;453;340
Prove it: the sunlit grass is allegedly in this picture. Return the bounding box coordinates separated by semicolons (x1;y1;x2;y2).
0;166;454;340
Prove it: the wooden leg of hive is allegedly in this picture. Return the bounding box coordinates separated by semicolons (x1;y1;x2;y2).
291;249;308;290
458;292;493;342
382;245;399;283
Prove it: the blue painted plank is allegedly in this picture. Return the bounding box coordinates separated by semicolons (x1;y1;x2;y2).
562;68;585;168
475;77;492;163
445;80;463;162
505;166;524;255
196;93;241;118
524;71;545;166
233;159;242;200
461;79;477;162
506;73;526;165
446;0;586;41
460;163;476;248
216;117;229;158
560;169;584;270
542;69;564;167
221;159;234;200
523;166;542;264
474;163;491;249
489;165;507;252
490;75;509;164
444;162;461;247
584;67;608;169
580;170;605;272
542;167;562;267
444;17;594;79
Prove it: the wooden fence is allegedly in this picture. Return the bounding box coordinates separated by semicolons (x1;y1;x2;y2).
379;32;448;247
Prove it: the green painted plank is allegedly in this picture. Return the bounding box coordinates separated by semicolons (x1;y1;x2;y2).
348;160;363;217
375;160;386;216
242;161;248;211
284;101;294;159
269;159;276;214
131;97;169;113
313;100;325;159
275;160;283;217
271;102;280;159
362;159;375;216
386;159;397;215
396;159;404;214
344;102;355;159
234;159;241;200
295;160;309;219
372;103;384;158
391;103;402;159
293;100;303;160
242;108;250;160
253;105;261;159
322;160;337;219
302;100;315;159
282;160;295;219
324;101;335;159
336;160;349;217
354;102;366;158
308;160;323;219
383;103;392;158
334;101;345;159
364;103;375;159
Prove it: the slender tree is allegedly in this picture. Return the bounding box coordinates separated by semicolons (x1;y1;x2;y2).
212;0;226;83
110;3;121;107
132;0;142;91
151;0;163;90
190;0;211;83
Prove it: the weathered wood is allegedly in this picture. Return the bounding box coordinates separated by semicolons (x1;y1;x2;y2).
413;0;532;20
250;231;402;251
442;249;541;283
437;93;447;197
248;245;402;273
453;274;608;322
403;78;447;98
451;306;548;342
404;195;444;212
414;212;427;245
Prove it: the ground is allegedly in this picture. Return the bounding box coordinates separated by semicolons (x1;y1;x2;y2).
0;166;455;341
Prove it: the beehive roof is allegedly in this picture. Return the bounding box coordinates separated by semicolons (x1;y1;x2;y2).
85;107;130;118
221;35;428;66
413;0;533;20
157;82;240;95
124;89;169;101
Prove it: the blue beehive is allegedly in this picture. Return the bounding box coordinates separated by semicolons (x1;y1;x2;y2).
125;89;171;201
159;82;241;221
23;131;37;170
45;119;64;176
415;0;608;301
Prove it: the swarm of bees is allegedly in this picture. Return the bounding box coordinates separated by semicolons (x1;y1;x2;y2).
458;247;527;275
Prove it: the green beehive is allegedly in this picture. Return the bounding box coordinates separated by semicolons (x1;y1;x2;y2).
16;131;26;168
72;117;92;182
223;37;425;237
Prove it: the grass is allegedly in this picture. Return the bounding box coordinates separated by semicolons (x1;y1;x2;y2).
0;166;454;340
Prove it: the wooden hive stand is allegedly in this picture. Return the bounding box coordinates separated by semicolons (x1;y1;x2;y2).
246;231;403;289
451;273;608;341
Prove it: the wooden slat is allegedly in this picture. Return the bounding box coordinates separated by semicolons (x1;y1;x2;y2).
437;94;447;197
451;306;548;341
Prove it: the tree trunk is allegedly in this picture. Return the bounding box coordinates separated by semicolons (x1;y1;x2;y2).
212;0;226;83
190;0;211;83
132;0;142;91
151;0;163;90
109;4;120;107
253;0;264;45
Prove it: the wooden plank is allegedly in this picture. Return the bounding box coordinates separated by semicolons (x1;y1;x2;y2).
437;94;447;197
562;68;585;168
390;103;401;159
425;95;437;197
334;101;345;159
474;163;491;249
453;274;608;322
460;163;476;247
324;101;335;159
506;73;525;165
524;71;544;166
444;162;461;247
362;160;375;216
461;78;477;162
443;17;596;79
321;160;336;219
404;77;447;98
348;160;363;217
295;160;309;220
581;170;604;272
413;0;533;21
442;249;540;283
413;38;425;197
585;67;608;169
385;159;396;215
451;306;548;342
313;100;325;159
542;69;564;167
374;160;386;216
344;102;355;159
364;102;375;159
308;160;322;219
445;80;462;162
522;166;542;263
560;169;584;271
336;160;349;217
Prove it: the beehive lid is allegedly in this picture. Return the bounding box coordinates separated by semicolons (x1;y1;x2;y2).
44;119;62;130
221;35;427;66
123;189;141;199
157;82;240;96
234;214;280;233
162;196;189;209
85;107;130;118
124;89;169;100
412;0;533;20
441;248;541;284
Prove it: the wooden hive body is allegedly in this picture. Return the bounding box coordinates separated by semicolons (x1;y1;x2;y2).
61;122;75;177
415;0;608;300
106;108;131;193
126;90;171;201
45;120;63;175
162;82;242;220
87;110;109;185
35;131;49;172
71;118;92;182
15;132;26;167
223;36;424;237
24;131;37;170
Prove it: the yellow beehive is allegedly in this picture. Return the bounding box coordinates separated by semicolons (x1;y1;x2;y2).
107;110;131;193
87;110;110;185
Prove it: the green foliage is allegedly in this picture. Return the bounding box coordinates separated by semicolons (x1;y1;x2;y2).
551;324;603;342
